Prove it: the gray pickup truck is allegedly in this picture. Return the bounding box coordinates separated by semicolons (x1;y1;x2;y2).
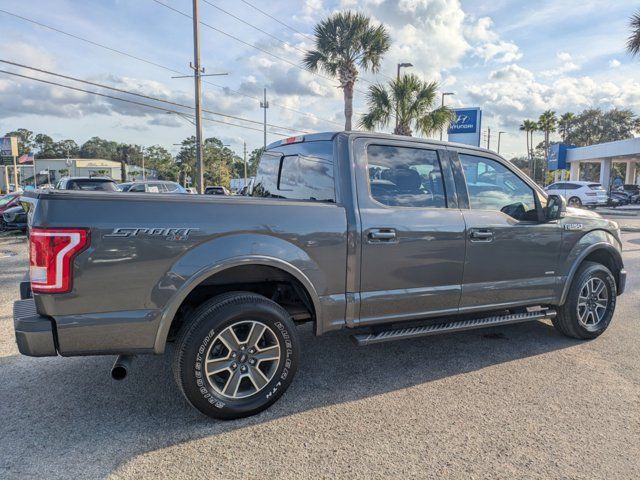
14;132;626;419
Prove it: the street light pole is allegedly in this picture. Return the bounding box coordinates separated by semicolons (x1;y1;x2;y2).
191;0;204;194
497;131;506;154
395;62;413;132
439;92;455;141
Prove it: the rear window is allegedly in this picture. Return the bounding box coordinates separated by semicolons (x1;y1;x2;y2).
252;141;335;202
68;179;117;191
588;183;605;190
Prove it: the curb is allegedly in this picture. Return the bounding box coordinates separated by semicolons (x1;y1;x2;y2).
620;226;640;233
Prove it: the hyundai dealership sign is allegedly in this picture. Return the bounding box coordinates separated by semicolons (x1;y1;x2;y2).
447;108;482;147
547;143;574;171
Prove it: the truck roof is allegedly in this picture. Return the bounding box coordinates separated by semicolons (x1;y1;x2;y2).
266;131;500;156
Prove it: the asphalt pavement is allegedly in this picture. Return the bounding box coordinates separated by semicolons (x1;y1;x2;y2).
1;230;639;479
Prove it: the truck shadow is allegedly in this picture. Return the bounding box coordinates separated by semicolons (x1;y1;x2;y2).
0;320;579;479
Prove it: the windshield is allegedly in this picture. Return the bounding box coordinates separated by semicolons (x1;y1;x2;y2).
0;195;17;206
68;179;117;191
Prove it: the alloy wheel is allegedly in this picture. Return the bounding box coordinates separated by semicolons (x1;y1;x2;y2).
204;320;281;399
577;277;609;331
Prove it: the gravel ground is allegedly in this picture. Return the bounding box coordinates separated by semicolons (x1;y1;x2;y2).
1;231;639;479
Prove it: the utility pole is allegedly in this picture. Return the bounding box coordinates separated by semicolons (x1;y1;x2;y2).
141;146;146;181
191;0;205;194
497;131;505;154
260;88;269;149
243;141;248;187
487;127;491;150
12;154;18;191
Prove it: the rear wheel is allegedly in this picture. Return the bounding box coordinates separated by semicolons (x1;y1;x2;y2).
552;261;617;339
568;196;582;208
173;292;299;419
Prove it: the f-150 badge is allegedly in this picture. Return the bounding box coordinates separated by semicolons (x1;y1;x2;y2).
564;223;583;231
105;227;198;240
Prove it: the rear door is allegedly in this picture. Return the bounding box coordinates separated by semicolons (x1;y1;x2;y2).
354;138;466;326
454;150;562;310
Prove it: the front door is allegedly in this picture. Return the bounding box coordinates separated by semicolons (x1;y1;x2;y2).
455;151;562;311
355;140;466;326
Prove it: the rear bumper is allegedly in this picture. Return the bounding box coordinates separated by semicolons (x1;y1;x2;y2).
13;298;57;357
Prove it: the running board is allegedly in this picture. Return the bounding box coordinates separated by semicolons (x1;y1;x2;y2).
351;310;557;346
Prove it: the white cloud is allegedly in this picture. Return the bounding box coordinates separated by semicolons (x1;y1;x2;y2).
540;51;581;77
474;40;522;63
609;59;622;69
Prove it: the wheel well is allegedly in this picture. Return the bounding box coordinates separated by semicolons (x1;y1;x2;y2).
582;248;622;288
167;265;316;341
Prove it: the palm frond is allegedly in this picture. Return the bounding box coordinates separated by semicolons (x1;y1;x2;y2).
628;10;640;56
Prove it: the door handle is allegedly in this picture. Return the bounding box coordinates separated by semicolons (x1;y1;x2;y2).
367;228;397;243
469;229;493;242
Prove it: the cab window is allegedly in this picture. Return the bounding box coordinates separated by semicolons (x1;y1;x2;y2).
366;145;446;208
460;154;537;221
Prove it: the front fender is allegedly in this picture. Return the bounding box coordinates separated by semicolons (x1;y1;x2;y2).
558;229;623;305
151;233;326;353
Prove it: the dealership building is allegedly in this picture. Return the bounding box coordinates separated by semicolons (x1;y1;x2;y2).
1;158;156;191
565;138;640;187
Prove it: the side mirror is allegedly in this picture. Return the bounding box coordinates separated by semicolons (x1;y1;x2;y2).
546;194;566;220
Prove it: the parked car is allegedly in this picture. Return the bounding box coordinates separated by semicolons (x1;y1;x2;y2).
204;185;230;195
0;193;21;215
544;181;608;209
119;181;187;193
55;177;118;191
185;187;198;194
14;132;626;420
620;184;639;196
2;204;27;231
608;188;631;206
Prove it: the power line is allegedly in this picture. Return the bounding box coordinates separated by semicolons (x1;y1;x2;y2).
150;0;372;97
201;0;307;55
235;0;393;85
0;59;310;134
0;8;343;128
0;69;291;137
239;0;314;41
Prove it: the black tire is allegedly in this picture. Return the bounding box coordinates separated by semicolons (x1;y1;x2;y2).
552;261;617;339
568;196;582;208
173;292;299;420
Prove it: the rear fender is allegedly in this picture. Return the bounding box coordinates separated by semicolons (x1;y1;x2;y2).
152;233;324;353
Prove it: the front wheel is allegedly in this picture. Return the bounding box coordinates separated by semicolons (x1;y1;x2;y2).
173;292;299;419
552;261;617;339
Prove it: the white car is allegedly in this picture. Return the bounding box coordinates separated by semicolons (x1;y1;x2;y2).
545;181;608;209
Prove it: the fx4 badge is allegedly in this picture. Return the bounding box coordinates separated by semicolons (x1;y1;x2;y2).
564;223;583;231
105;227;198;240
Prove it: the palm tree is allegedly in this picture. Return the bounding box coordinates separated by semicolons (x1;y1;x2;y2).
519;119;538;179
559;112;575;142
359;74;452;137
537;110;557;184
303;11;391;131
627;10;640;56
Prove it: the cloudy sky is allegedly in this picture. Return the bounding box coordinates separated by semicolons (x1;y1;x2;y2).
0;0;638;158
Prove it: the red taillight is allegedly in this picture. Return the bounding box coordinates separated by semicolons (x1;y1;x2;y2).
29;228;89;294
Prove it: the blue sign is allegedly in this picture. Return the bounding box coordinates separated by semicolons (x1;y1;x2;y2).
448;108;482;147
547;143;574;171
